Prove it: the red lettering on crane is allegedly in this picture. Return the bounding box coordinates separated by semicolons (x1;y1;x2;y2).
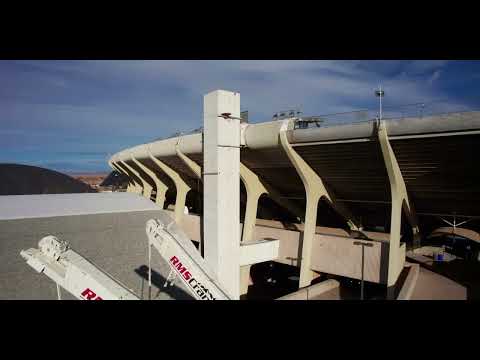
175;262;187;274
81;288;97;300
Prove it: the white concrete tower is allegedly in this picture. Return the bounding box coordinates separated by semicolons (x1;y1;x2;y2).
203;90;241;300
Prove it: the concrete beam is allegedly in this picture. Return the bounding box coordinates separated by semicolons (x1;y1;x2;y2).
396;263;419;300
277;279;340;300
240;238;279;266
126;156;156;201
113;160;142;194
238;163;267;296
178;211;392;284
176;144;302;239
239;163;268;244
109;160;135;192
130;155;168;208
108;160;130;192
378;120;420;288
174;144;205;256
177;136;303;235
176;143;202;179
168;155;301;295
203;90;241;300
176;142;284;294
279;119;331;288
147;145;191;224
119;160;152;199
240;163;304;242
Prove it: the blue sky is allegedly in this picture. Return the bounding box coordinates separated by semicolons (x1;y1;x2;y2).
1;60;479;173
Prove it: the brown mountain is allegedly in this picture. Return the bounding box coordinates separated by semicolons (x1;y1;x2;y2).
0;164;96;195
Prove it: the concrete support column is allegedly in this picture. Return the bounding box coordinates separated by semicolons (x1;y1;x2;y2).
175;145;204;256
240;265;253;297
120;160;152;199
378;121;419;288
279;120;331;289
109;160;134;192
240;163;268;244
239;163;268;296
130;155;169;208
176;145;202;179
240;163;305;239
238;162;305;295
114;160;142;194
203;90;241;300
147;146;191;224
117;161;142;194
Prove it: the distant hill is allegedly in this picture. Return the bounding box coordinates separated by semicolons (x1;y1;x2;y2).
69;173;109;188
0;164;96;195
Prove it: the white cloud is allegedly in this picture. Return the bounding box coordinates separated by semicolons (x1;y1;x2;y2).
428;70;442;84
406;60;449;74
3;60;474;171
2;60;464;136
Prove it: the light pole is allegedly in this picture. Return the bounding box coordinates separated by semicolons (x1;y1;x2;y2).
354;240;374;300
375;86;385;121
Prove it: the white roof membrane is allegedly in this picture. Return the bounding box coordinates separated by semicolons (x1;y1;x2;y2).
0;192;161;220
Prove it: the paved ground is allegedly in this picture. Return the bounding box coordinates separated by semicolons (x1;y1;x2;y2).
0;196;193;300
303;266;467;300
1;193;471;301
410;266;467;300
407;253;479;300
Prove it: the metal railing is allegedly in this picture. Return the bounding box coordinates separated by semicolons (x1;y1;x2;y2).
146;100;479;142
151;126;204;142
293;100;479;129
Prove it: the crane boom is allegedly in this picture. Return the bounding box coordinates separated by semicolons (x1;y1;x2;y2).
20;211;230;300
146;214;230;300
20;235;139;300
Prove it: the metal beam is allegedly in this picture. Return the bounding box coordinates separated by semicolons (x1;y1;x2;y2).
130;155;168;208
147;145;191;224
378;120;420;288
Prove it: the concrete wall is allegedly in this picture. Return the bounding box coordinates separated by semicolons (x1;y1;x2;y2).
178;212;395;284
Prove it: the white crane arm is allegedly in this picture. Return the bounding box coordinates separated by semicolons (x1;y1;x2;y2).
20;211;231;300
146;214;230;300
20;236;139;300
